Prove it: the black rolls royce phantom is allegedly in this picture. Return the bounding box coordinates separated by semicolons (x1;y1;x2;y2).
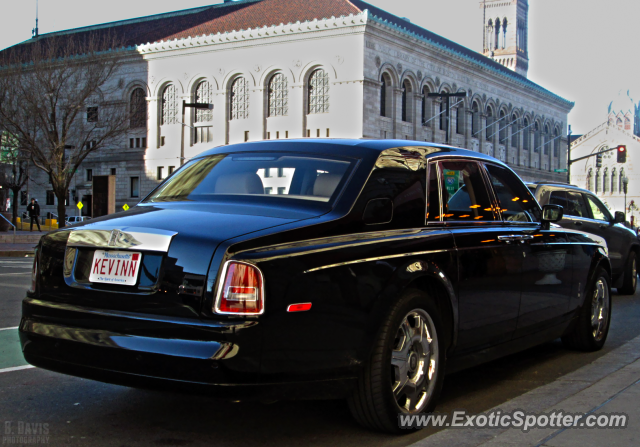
20;140;611;433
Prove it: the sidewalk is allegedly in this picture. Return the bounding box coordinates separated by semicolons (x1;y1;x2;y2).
0;230;48;256
413;334;640;447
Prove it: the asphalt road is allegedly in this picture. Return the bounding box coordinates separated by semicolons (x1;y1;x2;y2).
1;256;639;447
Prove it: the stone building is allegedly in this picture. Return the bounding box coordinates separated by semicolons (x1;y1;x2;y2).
570;90;640;224
4;0;573;219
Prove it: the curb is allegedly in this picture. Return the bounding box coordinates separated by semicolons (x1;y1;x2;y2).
411;334;640;446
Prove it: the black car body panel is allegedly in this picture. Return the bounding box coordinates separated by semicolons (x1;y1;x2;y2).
20;140;610;399
528;181;639;288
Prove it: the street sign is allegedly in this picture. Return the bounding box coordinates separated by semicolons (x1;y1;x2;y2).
554;169;568;173
77;201;83;210
123;204;130;211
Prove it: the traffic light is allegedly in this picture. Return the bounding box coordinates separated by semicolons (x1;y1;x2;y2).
596;153;602;167
617;145;627;163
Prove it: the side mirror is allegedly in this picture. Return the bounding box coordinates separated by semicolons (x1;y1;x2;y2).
614;211;626;223
363;198;393;225
541;204;563;230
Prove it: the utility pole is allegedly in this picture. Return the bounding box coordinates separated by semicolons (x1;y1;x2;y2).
566;125;571;183
427;92;466;145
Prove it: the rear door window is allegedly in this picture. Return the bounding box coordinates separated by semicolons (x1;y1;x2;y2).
434;161;497;222
565;191;589;217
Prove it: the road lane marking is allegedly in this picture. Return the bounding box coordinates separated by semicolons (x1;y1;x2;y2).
0;327;19;331
0;365;34;374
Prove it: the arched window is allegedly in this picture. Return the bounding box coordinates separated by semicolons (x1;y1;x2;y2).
595;169;600;193
130;88;147;128
486;107;494;140
439;99;445;131
421;85;430;125
308;69;329;114
532;122;540;153
587;168;593;191
502;18;508;49
511;115;519;147
472;102;480;137
456;104;463;135
494;18;501;49
612;168;617;192
195;81;213;122
268;73;288;117
499;110;507;143
161;84;178;125
380;76;387;117
617;117;623;128
603;168;609;193
401;80;411;122
553;129;560;157
230;77;249;120
486;20;494;52
609;117;615;126
625;116;631;130
523;118;530;150
543;125;550;155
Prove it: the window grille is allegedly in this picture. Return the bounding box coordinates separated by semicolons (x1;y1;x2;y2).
308;69;329;114
230;77;249;120
268;73;288;117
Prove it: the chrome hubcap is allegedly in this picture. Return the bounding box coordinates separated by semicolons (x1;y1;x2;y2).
591;278;610;341
391;309;438;413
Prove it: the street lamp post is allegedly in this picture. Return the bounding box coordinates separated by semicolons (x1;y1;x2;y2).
567;125;571;183
623;176;629;221
180;101;213;166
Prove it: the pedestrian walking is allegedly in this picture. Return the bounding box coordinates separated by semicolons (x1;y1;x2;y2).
26;198;41;232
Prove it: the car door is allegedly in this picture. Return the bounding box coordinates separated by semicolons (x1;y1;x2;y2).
429;159;523;353
484;165;573;335
581;193;625;277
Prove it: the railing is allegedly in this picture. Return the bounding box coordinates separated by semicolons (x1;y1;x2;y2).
0;214;16;244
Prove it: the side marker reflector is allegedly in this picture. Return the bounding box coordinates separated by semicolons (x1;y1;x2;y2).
287;303;312;312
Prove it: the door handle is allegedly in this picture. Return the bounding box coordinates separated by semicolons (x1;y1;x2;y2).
498;235;534;243
574;221;583;226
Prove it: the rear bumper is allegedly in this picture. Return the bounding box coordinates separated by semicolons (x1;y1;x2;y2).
19;298;354;400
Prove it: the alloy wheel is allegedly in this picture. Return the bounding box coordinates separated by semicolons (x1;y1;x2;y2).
591;278;610;341
390;309;438;413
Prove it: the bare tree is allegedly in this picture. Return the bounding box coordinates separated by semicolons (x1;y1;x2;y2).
0;33;136;227
0;131;29;225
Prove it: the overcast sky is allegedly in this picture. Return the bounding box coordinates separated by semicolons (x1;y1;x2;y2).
1;0;639;134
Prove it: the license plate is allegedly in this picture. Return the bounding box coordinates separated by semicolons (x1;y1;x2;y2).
89;250;142;286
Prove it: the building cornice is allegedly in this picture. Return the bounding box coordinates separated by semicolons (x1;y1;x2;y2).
137;11;368;55
365;12;574;112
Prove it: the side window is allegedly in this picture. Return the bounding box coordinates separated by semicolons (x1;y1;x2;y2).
485;164;541;222
426;162;441;222
549;190;568;209
585;194;611;222
565;191;589;217
356;158;426;229
438;161;497;222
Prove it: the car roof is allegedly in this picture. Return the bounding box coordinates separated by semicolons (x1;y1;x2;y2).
526;181;592;195
194;139;503;165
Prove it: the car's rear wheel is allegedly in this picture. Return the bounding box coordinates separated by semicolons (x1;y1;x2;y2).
562;267;611;351
347;289;445;433
617;251;637;295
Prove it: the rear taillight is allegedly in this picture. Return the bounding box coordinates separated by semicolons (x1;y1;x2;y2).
214;261;264;315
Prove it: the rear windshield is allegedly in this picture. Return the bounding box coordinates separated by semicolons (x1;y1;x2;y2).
144;153;353;204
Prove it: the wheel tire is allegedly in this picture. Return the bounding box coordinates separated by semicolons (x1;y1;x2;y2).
347;289;445;433
617;251;637;295
562;267;612;351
